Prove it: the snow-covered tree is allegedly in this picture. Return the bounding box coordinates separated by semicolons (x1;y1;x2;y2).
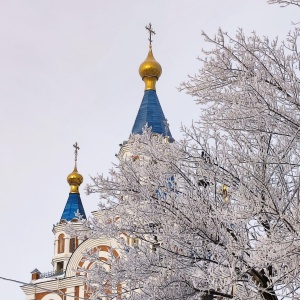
268;0;300;7
82;4;300;300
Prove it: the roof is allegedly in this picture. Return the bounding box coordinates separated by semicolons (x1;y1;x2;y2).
60;193;86;221
131;90;173;139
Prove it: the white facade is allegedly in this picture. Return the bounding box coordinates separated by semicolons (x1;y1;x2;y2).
21;216;121;300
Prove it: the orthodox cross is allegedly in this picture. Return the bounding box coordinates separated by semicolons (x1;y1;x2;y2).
145;23;156;46
73;142;80;162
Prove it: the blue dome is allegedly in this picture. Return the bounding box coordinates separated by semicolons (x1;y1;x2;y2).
60;193;86;221
132;90;173;139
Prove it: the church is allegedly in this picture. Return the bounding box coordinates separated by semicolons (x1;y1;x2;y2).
21;25;174;300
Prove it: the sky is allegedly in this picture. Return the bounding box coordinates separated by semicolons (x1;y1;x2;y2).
0;1;298;298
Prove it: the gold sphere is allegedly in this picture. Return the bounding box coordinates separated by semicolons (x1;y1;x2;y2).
139;48;162;80
67;166;83;193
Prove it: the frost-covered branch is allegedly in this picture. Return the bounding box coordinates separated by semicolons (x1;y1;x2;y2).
268;0;300;7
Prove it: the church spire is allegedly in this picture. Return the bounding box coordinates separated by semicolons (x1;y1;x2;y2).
61;143;86;222
131;24;173;141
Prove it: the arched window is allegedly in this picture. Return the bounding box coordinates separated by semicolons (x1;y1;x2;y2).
57;234;65;254
41;294;62;300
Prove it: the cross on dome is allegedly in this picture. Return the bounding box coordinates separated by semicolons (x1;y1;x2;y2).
73;142;80;163
145;23;156;47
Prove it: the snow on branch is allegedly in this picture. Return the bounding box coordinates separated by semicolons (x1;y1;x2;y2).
267;0;300;7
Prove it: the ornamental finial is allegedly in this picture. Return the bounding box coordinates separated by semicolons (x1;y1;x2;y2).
67;142;83;194
139;23;162;91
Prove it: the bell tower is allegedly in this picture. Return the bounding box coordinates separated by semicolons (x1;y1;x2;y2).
52;142;87;274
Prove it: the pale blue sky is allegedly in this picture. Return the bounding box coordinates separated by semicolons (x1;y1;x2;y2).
0;1;298;298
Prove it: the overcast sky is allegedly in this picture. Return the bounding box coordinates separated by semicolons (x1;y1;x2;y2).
0;1;298;298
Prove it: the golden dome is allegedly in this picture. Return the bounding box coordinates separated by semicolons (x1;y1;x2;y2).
139;47;162;91
67;165;83;194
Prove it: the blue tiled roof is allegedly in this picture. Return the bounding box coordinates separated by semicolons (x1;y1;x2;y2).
132;90;173;139
60;193;86;221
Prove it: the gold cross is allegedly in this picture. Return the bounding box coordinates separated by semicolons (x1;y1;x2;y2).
73;142;80;162
145;23;156;46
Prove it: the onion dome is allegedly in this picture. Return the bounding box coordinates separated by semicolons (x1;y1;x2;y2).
139;47;162;91
67;165;83;194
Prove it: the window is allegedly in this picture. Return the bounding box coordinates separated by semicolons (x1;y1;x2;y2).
57;261;64;272
69;237;78;253
58;234;65;254
132;237;139;247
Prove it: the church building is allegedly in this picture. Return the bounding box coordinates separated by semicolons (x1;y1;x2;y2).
21;25;173;300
